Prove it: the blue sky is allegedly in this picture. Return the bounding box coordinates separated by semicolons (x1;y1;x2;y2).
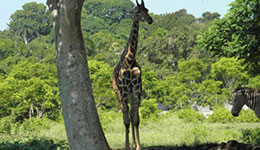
0;0;233;31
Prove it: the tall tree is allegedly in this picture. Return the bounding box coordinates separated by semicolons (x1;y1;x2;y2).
81;0;134;33
198;12;220;23
197;0;260;74
47;0;110;149
83;0;134;25
8;2;51;45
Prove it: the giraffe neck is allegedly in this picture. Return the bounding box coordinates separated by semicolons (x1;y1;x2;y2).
120;16;139;66
128;16;139;55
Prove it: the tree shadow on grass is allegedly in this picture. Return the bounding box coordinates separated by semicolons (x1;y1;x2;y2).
1;139;260;150
114;140;260;150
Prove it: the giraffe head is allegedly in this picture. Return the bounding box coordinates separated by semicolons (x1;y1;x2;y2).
134;0;153;24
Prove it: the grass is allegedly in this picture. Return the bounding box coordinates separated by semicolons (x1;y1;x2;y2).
0;118;67;143
1;111;260;149
104;111;260;149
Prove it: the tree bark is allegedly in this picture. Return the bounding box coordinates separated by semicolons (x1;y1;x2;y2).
47;0;110;149
23;29;28;45
29;103;34;119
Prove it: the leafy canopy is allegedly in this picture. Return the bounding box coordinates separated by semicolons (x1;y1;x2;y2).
197;0;260;74
8;2;51;44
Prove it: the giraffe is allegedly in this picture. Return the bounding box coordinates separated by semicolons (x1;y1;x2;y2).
112;0;153;150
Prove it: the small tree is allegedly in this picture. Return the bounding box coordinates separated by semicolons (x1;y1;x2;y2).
211;57;248;90
198;79;223;107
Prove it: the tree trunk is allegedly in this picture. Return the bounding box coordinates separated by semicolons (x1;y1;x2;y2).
29;103;34;119
23;29;28;45
35;106;44;118
47;0;110;149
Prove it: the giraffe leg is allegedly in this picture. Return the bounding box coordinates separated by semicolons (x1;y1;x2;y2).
112;79;130;150
132;106;140;150
122;95;130;150
130;103;137;150
133;87;142;150
135;120;141;150
130;91;141;150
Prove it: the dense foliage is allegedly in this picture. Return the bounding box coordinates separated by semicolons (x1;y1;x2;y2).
8;2;51;45
0;137;68;150
1;0;260;148
1;0;259;121
208;107;260;123
197;0;260;74
176;109;205;123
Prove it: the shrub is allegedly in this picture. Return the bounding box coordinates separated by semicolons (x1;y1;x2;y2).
236;109;260;122
140;99;159;120
18;118;53;133
0;136;68;150
208;107;234;123
176;109;205;123
0;116;17;134
240;128;260;145
208;107;260;123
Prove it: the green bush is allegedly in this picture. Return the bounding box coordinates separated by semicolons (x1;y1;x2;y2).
208;107;260;123
208;107;234;123
18;118;53;133
0;116;17;134
140;99;159;120
0;136;68;150
176;109;205;123
240;128;260;145
235;109;260;122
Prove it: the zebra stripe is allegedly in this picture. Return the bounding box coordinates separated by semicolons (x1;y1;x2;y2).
234;87;260;110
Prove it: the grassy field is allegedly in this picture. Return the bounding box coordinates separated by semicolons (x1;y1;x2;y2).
1;111;260;149
104;112;260;149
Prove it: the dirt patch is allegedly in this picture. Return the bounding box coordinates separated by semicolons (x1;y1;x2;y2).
142;140;260;150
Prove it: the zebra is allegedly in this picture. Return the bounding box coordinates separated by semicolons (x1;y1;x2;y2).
231;87;260;119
